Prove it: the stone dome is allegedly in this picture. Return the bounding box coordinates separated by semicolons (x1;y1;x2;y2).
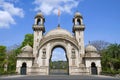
35;12;44;18
74;11;82;18
21;44;33;53
45;27;72;37
85;44;97;52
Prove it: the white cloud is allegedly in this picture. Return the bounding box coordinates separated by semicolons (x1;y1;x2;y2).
0;0;24;29
33;0;80;15
2;2;24;17
0;11;15;28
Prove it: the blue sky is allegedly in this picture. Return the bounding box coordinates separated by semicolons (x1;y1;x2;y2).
51;48;66;61
0;0;120;60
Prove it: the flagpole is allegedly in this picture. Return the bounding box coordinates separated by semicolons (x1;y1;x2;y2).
58;14;59;25
58;8;60;27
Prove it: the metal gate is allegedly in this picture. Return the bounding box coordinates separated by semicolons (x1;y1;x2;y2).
20;62;27;75
20;67;26;75
50;69;68;75
91;62;98;75
91;67;97;75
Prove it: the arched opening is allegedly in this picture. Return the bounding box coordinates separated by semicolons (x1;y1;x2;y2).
37;18;41;25
49;46;69;75
21;62;27;75
91;62;98;75
77;19;81;25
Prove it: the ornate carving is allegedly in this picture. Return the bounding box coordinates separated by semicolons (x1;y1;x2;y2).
71;48;76;59
32;25;45;32
72;59;76;66
73;25;85;32
42;48;46;59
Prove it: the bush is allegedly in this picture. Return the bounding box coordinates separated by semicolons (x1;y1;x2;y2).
101;70;120;76
0;71;17;75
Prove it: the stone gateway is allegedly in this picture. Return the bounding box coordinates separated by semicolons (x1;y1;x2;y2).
16;11;101;75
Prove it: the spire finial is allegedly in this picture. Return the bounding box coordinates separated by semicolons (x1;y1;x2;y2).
58;24;60;27
89;41;91;44
57;8;61;27
57;24;61;29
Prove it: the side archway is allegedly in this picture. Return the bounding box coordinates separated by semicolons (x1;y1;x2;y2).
21;62;27;75
91;62;98;75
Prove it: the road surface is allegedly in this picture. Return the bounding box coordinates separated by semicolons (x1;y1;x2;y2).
0;75;119;80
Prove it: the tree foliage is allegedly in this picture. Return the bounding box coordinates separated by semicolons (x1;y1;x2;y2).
101;43;120;74
0;45;6;61
21;34;33;48
0;45;6;73
50;61;68;69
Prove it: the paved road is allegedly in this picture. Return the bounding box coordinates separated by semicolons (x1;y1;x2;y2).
0;75;120;80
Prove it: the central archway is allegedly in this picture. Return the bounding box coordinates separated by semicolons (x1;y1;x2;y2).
37;36;81;75
49;46;69;75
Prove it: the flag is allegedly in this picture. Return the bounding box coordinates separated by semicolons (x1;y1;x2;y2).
58;8;60;16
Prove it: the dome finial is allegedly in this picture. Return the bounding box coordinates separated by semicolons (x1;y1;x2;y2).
58;24;60;27
35;10;44;18
57;24;61;29
89;41;91;44
38;10;42;14
74;11;82;18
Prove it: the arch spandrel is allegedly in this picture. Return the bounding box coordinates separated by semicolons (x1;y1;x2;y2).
37;35;80;60
38;35;80;51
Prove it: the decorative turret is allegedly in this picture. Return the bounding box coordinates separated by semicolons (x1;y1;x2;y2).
33;12;45;32
32;12;45;57
72;11;85;55
73;11;85;32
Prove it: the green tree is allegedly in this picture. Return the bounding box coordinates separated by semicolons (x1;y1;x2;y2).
0;45;6;73
107;44;120;70
21;34;33;48
101;43;120;74
0;45;6;61
7;51;17;72
51;61;68;69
